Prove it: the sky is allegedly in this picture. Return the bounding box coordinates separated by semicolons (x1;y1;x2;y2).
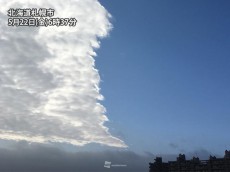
97;0;230;155
0;0;229;171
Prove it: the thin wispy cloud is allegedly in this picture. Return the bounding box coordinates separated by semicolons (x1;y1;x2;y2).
0;0;127;148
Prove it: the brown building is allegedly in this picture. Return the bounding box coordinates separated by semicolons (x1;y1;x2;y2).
149;150;230;172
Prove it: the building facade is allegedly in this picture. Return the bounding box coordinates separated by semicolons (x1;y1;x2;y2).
149;150;230;172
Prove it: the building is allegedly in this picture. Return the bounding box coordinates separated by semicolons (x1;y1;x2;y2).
149;150;230;172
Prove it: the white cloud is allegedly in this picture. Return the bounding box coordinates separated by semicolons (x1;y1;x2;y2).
0;0;127;148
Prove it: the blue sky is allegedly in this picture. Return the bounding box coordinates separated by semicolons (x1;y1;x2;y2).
97;0;230;155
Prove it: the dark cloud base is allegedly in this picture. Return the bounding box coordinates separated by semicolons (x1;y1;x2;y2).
0;142;151;172
0;141;221;172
